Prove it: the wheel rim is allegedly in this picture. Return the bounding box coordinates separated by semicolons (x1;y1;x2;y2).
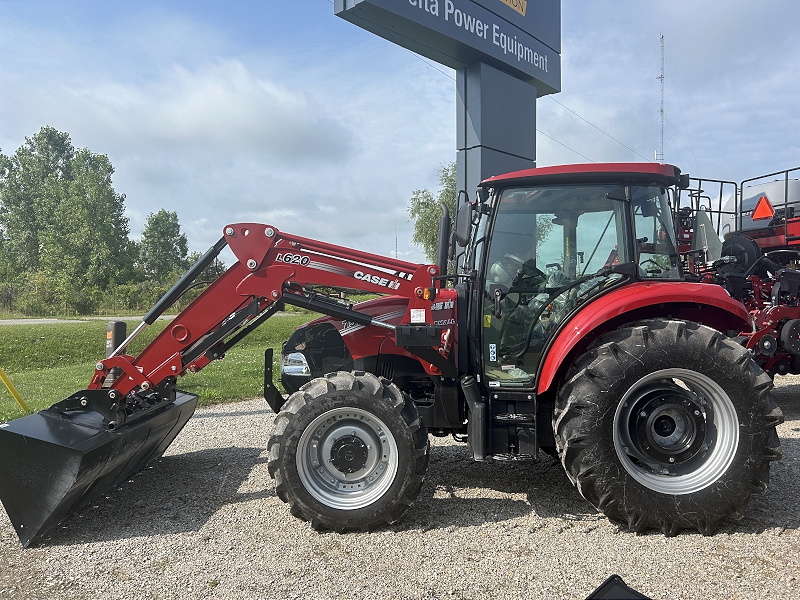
296;407;399;510
613;368;739;495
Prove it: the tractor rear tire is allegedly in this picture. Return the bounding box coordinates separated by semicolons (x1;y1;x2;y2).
267;371;429;531
554;319;783;535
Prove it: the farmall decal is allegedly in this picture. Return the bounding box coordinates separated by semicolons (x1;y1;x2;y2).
499;0;526;16
431;299;455;325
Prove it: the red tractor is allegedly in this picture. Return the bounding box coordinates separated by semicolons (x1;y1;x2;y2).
0;162;790;546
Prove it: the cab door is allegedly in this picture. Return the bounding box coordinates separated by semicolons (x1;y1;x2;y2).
480;186;630;389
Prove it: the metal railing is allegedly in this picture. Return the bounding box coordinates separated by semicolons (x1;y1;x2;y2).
740;166;800;246
678;167;800;246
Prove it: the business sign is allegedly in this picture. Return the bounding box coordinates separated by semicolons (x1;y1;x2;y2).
335;0;561;95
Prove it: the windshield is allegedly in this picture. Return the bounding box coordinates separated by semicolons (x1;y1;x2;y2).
481;183;678;388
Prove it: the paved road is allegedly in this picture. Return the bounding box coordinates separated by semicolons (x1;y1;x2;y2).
0;318;89;325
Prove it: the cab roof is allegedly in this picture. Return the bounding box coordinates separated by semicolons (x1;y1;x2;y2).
481;162;682;187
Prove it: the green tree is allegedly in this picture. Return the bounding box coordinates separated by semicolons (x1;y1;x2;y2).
0;127;137;314
0;127;133;289
41;148;135;290
408;162;457;263
139;209;189;283
0;222;12;283
0;152;11;288
0;127;74;275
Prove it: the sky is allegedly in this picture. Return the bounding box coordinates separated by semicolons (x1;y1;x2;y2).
1;0;799;265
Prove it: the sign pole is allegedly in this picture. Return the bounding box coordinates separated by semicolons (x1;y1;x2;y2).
335;0;560;197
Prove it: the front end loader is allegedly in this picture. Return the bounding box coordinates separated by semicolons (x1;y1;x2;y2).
0;225;445;546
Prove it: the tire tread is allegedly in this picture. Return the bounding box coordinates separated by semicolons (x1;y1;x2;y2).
554;318;783;536
267;370;429;532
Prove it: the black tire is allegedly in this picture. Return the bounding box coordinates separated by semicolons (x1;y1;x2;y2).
267;371;429;531
554;319;783;535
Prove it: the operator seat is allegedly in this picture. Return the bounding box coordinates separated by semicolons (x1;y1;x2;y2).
691;209;723;263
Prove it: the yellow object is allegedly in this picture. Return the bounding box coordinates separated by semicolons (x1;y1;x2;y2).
498;0;527;17
0;366;31;414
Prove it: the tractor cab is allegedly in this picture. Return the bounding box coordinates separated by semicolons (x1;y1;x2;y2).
456;164;683;390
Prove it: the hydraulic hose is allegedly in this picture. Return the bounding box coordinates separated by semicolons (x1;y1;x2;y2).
110;237;228;357
143;237;228;325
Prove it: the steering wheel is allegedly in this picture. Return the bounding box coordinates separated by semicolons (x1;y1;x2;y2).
503;253;545;281
639;259;663;275
502;269;612;361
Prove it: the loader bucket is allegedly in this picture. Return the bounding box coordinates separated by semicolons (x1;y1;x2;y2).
0;391;197;547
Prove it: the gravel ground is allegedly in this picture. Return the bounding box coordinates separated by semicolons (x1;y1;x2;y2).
1;377;800;600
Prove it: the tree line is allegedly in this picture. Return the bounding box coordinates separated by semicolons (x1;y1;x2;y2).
0;126;452;316
0;127;219;316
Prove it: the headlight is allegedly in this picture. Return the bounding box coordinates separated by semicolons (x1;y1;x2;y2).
281;352;310;376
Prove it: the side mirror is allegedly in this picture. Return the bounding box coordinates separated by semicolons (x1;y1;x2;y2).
640;200;659;217
455;202;473;248
436;203;451;275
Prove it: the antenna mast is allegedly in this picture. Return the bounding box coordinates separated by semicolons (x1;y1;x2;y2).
656;33;665;164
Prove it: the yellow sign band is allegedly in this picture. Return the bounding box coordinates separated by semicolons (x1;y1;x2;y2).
498;0;527;17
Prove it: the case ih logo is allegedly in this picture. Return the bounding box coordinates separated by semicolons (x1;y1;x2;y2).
354;270;402;290
498;0;527;16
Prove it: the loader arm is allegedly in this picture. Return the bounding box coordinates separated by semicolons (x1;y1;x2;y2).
90;222;448;398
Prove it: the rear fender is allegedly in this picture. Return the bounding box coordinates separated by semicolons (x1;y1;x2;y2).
537;281;751;395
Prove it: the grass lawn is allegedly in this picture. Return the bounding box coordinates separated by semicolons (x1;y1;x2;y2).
0;314;311;423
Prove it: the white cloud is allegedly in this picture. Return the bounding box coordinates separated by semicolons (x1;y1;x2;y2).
3;1;798;268
0;6;456;264
4;59;356;166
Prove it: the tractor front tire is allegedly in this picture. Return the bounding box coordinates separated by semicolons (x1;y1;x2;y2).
267;371;429;531
554;319;783;535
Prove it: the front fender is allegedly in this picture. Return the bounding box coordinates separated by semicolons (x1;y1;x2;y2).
537;281;751;395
